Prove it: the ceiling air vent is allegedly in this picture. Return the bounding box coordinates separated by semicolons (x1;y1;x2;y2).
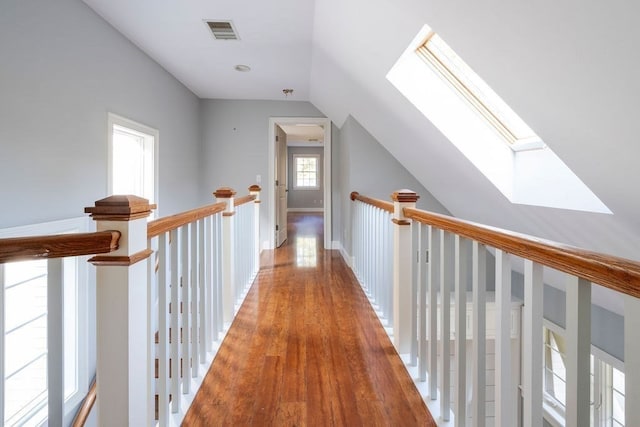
206;20;239;40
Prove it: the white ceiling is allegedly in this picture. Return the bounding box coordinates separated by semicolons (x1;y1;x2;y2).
83;0;316;100
280;124;324;145
81;0;640;315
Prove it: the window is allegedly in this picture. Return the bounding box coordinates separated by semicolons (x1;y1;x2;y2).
542;325;625;426
544;327;567;411
1;217;90;426
108;113;158;214
387;26;611;213
293;154;320;189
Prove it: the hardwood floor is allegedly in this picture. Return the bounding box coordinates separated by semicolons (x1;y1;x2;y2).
182;213;436;426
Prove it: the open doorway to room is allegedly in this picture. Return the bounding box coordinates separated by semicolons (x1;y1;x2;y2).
268;117;331;250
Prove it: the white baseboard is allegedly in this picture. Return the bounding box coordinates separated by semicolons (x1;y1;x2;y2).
287;208;324;213
331;240;353;267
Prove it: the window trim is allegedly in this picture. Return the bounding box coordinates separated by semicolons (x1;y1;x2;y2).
107;113;159;214
292;154;321;190
542;320;625;427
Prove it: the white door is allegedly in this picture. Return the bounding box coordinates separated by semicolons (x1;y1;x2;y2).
275;126;288;247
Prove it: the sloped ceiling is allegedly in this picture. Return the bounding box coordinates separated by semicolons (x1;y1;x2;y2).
82;0;640;308
311;0;640;259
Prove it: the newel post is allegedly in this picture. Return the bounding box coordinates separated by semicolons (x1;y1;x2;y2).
249;185;262;269
214;187;236;324
391;189;419;353
85;195;155;427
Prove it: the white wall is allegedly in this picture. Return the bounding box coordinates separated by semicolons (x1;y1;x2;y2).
0;0;202;229
199;99;325;247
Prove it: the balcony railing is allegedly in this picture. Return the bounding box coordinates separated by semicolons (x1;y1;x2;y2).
350;190;640;427
0;185;261;426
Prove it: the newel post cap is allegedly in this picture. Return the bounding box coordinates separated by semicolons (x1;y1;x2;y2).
391;189;420;203
85;195;156;221
213;187;237;198
248;184;262;192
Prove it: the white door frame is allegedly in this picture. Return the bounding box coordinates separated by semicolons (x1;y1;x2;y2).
268;117;332;250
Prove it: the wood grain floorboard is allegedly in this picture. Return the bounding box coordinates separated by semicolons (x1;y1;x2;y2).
182;213;436;426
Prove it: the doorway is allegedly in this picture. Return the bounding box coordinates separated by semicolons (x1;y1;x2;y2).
268;117;332;250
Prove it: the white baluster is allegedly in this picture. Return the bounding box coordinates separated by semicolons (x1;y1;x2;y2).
158;233;170;425
204;215;213;351
495;249;513;427
210;216;219;340
411;221;419;366
215;214;224;336
454;236;469;426
440;230;453;421
472;241;486;427
522;260;543;427
624;295;640;426
181;225;191;394
170;229;180;413
565;275;591;427
198;219;206;362
418;224;428;382
190;222;199;376
147;237;157;423
387;216;394;327
428;225;438;400
47;258;64;426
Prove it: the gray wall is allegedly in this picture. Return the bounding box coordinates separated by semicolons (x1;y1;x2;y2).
0;0;203;420
287;146;324;210
0;0;202;228
334;115;450;253
199;99;325;247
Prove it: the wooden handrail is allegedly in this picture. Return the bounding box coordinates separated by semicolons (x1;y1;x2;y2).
234;194;257;207
71;379;96;427
403;207;640;299
147;202;226;238
0;231;120;264
350;191;394;213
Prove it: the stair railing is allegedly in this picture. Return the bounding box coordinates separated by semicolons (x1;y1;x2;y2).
351;189;640;427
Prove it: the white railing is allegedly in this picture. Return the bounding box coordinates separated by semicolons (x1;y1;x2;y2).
350;192;394;329
0;185;261;427
351;190;640;427
143;186;260;426
233;194;259;308
147;203;226;425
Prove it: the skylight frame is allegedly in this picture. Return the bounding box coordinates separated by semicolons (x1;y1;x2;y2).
416;32;541;148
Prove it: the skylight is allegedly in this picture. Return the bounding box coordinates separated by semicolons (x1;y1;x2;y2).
387;26;611;214
417;33;541;148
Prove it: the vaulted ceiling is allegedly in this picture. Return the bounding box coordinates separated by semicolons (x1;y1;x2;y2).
83;0;640;312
